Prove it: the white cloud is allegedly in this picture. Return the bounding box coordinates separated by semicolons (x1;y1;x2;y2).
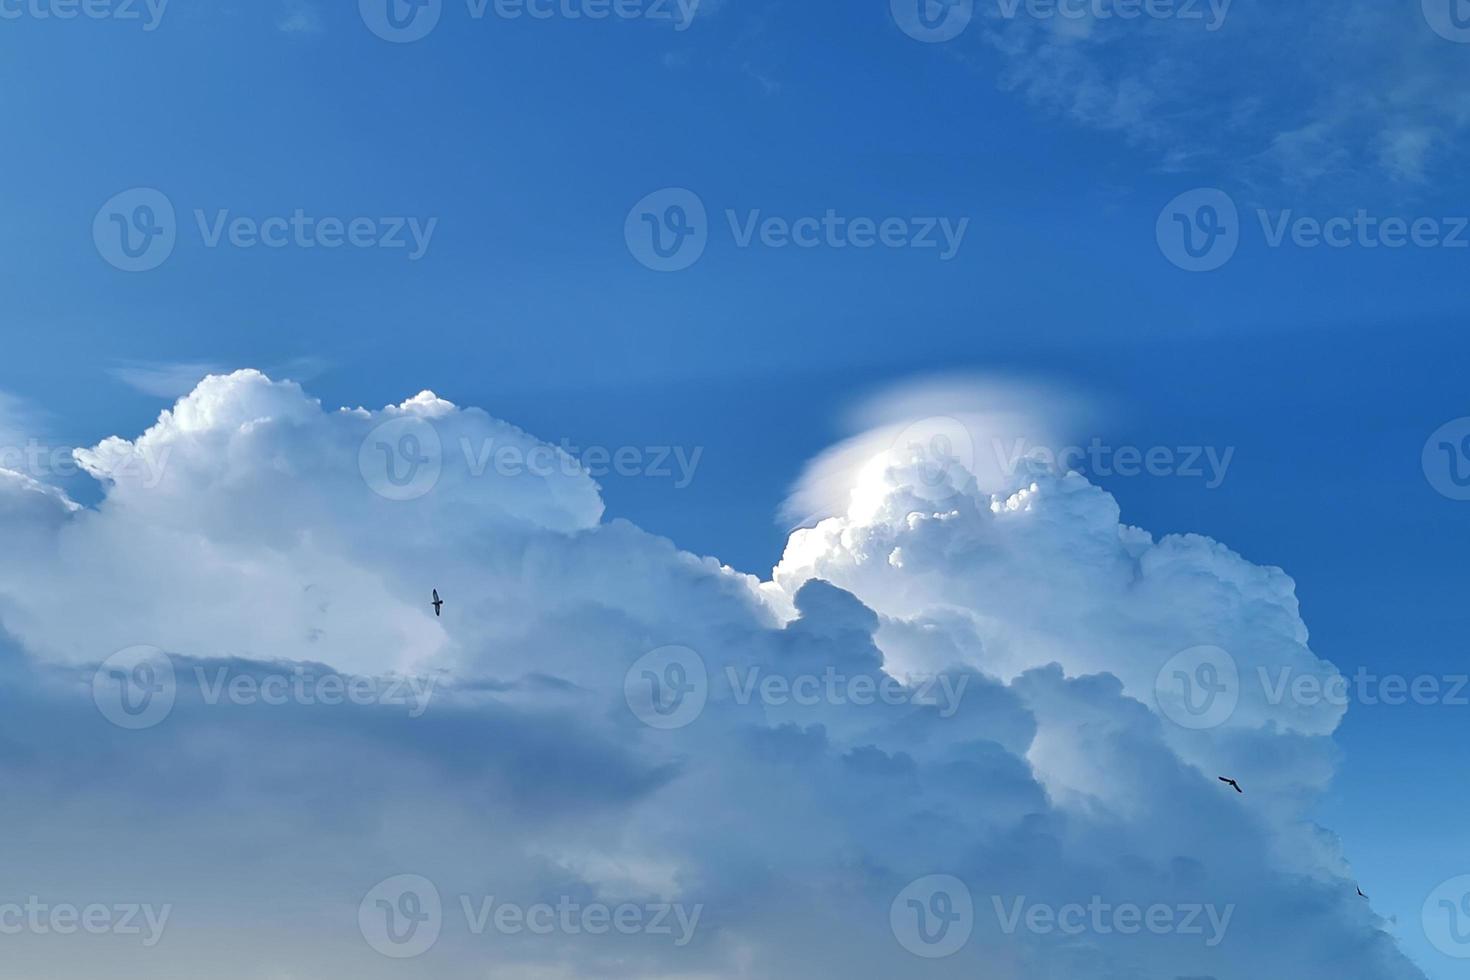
974;0;1470;185
0;371;1424;978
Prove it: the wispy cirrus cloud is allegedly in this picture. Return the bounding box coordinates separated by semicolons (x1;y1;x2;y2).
960;0;1470;185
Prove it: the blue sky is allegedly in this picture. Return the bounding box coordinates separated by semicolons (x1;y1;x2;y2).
3;0;1470;976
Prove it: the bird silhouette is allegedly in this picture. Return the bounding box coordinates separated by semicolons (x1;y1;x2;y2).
431;589;443;617
1218;776;1243;794
1357;886;1367;899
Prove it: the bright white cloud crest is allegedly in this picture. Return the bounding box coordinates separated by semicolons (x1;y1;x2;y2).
0;371;1422;978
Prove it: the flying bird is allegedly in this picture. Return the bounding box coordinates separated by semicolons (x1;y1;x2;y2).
1357;886;1367;898
1218;776;1242;794
431;589;443;617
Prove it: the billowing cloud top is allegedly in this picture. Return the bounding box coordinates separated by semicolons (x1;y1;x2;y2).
0;371;1422;979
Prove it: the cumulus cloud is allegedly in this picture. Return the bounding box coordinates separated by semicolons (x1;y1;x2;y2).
0;371;1423;978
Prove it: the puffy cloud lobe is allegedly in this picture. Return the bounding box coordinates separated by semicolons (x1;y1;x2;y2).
0;372;1423;978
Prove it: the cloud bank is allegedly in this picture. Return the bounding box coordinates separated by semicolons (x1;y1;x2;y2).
0;370;1421;978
